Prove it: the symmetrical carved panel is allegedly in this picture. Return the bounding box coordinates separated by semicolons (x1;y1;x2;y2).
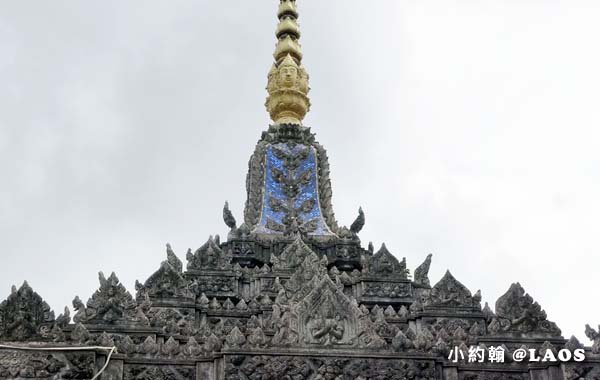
488;283;561;337
425;271;481;311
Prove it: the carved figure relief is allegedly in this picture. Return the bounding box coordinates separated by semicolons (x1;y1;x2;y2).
426;271;480;310
366;244;410;280
72;272;147;326
490;283;561;336
187;236;231;271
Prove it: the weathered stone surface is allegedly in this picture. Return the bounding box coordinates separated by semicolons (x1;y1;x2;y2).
0;282;55;341
224;355;437;380
1;2;595;378
426;271;481;311
414;253;433;287
73;272;148;326
0;350;94;379
489;283;561;337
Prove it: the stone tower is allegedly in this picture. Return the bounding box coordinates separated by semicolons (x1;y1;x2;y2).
0;1;598;379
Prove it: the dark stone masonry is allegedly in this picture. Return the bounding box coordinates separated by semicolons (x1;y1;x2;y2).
1;1;598;379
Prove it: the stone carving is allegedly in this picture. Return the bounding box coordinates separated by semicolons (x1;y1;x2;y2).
148;307;193;335
371;307;399;337
307;307;345;345
357;313;388;349
490;283;561;336
190;276;236;296
187;236;231;270
392;330;413;351
223;201;237;230
182;336;203;357
350;207;365;234
0;282;55;341
135;244;192;299
367;244;410;279
0;350;94;379
72;272;148;326
426;271;480;310
226;356;436;380
460;372;528;380
585;324;600;354
124;365;196;380
272;309;299;346
313;141;341;235
225;355;313;380
414;254;433;287
271;236;314;271
564;335;584;351
2;2;598;378
283;250;327;302
296;274;360;347
139;335;159;355
563;363;600;380
482;302;495;322
244;140;269;228
362;282;411;298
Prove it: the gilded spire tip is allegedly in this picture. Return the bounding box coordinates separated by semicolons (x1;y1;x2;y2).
266;0;311;126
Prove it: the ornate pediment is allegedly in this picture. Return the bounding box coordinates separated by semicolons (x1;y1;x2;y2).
426;271;481;310
0;282;55;341
187;236;231;271
73;272;149;326
488;283;561;337
296;275;361;347
268;242;387;350
365;244;409;280
282;248;328;303
136;244;193;300
271;236;313;272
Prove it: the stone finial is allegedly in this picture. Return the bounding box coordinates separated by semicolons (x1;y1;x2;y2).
585;324;600;354
350;207;365;234
223;201;237;229
266;1;311;125
414;254;432;287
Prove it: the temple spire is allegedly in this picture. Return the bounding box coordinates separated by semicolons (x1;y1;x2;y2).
266;0;311;126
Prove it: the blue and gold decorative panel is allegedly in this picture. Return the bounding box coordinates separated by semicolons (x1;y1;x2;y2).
253;143;335;237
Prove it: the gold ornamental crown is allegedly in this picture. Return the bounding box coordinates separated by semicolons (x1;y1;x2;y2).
265;0;311;125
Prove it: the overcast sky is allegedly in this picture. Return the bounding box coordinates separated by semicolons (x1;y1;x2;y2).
1;1;599;343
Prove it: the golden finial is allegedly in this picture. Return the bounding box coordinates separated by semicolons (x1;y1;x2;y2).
266;0;311;126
